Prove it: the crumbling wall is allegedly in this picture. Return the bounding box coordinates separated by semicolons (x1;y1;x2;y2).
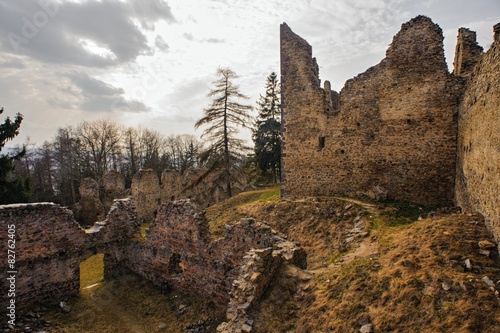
161;168;248;207
280;16;460;206
0;203;87;308
0;199;141;309
217;242;306;333
456;24;500;241
77;177;105;224
131;169;160;222
0;198;306;318
100;170;128;213
113;200;306;303
453;28;484;77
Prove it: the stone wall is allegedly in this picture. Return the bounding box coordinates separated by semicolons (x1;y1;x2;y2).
131;169;161;222
100;170;128;213
116;200;306;303
0;203;87;308
0;199;304;311
453;28;483;77
280;16;461;206
161;168;248;207
77;177;105;225
456;25;500;241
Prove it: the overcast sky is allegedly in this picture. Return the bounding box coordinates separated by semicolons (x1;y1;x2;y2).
1;0;499;148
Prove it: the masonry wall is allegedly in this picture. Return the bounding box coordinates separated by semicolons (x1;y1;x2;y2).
0;203;88;308
456;26;500;241
115;200;305;303
280;16;461;206
0;198;304;310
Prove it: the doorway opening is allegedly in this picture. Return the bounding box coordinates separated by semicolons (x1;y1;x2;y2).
80;253;104;290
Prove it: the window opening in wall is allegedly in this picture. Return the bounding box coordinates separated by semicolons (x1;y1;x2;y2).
140;221;151;238
80;253;104;291
318;136;326;150
168;253;183;274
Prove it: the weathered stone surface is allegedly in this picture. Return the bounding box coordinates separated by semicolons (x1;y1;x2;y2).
455;24;500;244
161;168;249;207
117;204;304;304
100;170;128;213
453;28;483;76
78;177;105;224
217;240;305;333
0;199;140;309
131;169;160;222
280;16;460;206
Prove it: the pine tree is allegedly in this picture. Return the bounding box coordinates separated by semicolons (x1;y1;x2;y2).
0;107;30;204
253;72;281;183
195;68;253;197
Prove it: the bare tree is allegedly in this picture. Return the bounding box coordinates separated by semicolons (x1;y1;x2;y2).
76;119;123;179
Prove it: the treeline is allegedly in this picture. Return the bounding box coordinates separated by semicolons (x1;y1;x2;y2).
2;70;282;206
12;120;203;206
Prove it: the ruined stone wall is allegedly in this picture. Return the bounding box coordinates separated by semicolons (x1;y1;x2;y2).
131;169;160;222
281;16;460;206
453;28;484;77
0;199;140;309
114;200;306;303
100;170;128;213
456;26;500;241
0;196;305;311
0;203;87;308
77;177;105;225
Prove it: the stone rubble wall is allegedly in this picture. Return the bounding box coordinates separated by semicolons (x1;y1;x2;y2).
0;203;88;308
113;200;306;303
77;177;105;225
217;242;307;333
280;16;461;206
131;169;161;222
456;26;500;242
100;170;128;213
0;199;304;312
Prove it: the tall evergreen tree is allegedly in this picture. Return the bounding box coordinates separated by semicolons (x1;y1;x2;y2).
0;107;30;204
195;68;253;197
253;72;281;183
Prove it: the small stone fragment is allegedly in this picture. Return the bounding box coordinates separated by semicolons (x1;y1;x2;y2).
241;323;253;332
442;282;451;291
482;276;495;287
359;323;373;333
464;259;472;270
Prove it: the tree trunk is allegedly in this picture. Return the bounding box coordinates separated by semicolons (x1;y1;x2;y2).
223;80;232;197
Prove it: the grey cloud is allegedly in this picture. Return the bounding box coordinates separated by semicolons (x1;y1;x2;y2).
206;38;225;44
155;36;169;51
0;0;175;67
64;71;150;113
183;33;195;40
0;56;25;69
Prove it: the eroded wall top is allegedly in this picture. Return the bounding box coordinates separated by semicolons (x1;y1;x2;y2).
280;16;460;206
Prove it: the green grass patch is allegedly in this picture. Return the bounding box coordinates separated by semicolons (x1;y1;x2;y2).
206;185;280;237
381;201;436;227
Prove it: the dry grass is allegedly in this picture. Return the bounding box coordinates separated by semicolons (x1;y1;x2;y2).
205;187;500;333
40;273;225;333
296;213;500;333
79;253;104;288
18;187;500;332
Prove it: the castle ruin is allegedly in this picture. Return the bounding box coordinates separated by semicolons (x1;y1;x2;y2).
280;16;500;240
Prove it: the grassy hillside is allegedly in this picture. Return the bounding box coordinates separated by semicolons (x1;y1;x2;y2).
206;187;500;333
11;186;500;332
